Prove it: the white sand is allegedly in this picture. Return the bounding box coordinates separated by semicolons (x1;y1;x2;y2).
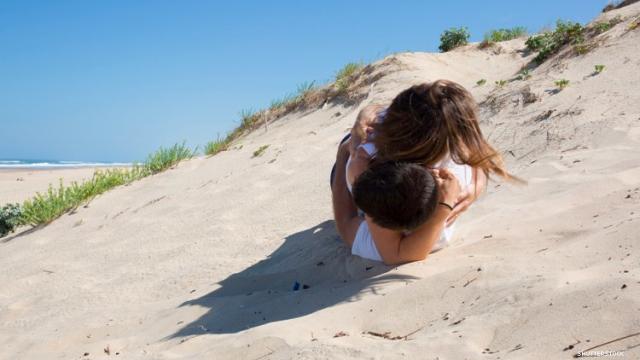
1;5;640;359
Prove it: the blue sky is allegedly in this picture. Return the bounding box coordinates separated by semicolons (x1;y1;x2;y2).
0;0;607;162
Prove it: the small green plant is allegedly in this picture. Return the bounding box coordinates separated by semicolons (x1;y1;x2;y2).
204;136;230;156
525;20;585;63
335;62;363;93
554;79;570;90
476;79;487;86
252;145;269;158
594;64;606;74
517;69;532;80
594;21;612;33
0;203;23;237
145;142;195;174
484;27;527;43
629;18;639;30
495;80;507;87
439;27;470;52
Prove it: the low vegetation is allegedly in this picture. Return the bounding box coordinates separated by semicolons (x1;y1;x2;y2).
554;79;570;90
525;20;585;63
252;145;269;158
495;80;507;87
0;203;22;237
594;64;606;74
145;142;195;174
0;143;196;236
204;136;231;156
483;27;527;43
476;79;487;86
517;69;532;80
335;63;363;93
439;27;470;52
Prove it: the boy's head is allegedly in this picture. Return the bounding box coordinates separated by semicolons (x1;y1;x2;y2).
352;161;439;232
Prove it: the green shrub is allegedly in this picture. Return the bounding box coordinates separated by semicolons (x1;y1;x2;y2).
439;27;470;52
525;20;584;63
252;145;269;158
335;63;363;93
484;27;527;42
144;142;195;174
594;64;606;74
495;80;507;87
476;79;487;86
554;79;570;90
0;203;23;237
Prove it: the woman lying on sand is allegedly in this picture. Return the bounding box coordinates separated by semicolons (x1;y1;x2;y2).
331;80;515;265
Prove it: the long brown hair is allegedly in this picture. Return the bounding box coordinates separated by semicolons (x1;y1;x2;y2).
373;80;515;181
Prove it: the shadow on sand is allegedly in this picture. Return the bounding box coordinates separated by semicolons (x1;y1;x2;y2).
170;220;417;336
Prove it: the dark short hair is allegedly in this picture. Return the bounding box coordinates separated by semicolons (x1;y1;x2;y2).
352;161;439;231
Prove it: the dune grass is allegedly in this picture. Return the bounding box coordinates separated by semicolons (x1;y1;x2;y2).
335;63;363;93
554;79;570;90
0;142;196;235
20;167;148;226
484;27;527;43
252;145;269;158
144;142;195;174
204;136;231;156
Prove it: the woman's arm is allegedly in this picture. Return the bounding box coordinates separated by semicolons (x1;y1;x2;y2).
446;167;487;226
331;141;362;246
368;169;461;265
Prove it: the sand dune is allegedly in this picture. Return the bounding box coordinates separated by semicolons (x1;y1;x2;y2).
1;4;640;359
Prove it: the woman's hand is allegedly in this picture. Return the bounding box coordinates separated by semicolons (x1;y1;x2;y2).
445;168;487;226
433;168;461;209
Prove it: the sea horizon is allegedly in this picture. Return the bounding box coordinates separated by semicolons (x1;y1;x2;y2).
0;159;133;169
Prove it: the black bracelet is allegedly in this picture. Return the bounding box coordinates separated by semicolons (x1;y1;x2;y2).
439;202;454;211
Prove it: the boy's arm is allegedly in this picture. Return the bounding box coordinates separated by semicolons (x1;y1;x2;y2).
368;169;460;265
367;207;450;265
331;141;362;246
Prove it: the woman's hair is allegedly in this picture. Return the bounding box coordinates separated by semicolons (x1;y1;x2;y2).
373;80;514;181
353;161;439;232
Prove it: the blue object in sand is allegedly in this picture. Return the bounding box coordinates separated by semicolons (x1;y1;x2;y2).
292;281;300;291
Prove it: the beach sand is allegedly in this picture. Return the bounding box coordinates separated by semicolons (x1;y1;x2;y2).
1;4;639;359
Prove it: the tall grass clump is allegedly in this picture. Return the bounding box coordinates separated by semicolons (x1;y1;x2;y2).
204;136;231;156
525;20;584;63
335;63;363;93
484;27;527;43
144;142;195;174
439;27;470;52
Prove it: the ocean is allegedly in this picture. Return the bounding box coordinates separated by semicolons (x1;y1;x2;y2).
0;160;132;169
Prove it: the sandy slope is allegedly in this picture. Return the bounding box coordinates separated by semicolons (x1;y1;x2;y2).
1;5;640;359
